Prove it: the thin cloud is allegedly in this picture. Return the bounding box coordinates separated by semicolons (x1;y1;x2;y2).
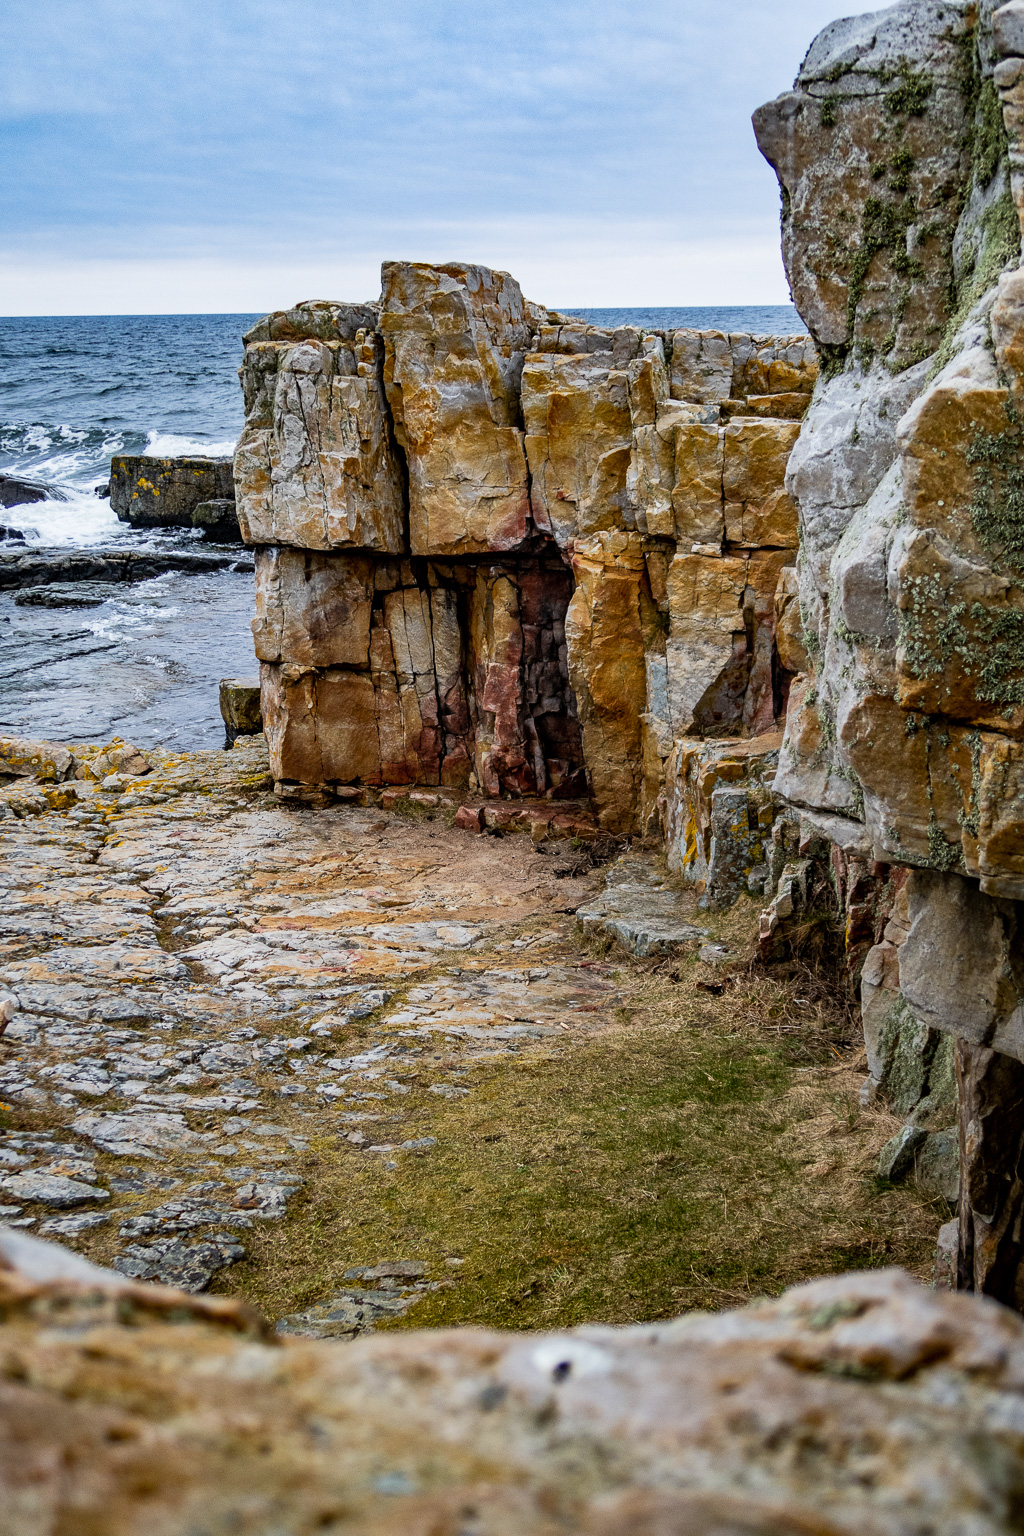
1;0;846;309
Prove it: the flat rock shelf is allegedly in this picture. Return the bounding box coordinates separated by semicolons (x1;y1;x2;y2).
0;730;940;1341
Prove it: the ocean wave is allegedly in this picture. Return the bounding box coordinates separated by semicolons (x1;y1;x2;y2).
0;421;138;492
145;430;237;459
1;490;123;547
1;420;237;545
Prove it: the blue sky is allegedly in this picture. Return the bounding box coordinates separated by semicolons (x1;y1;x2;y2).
1;0;847;314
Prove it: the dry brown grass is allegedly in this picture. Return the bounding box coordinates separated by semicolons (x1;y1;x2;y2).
205;895;942;1328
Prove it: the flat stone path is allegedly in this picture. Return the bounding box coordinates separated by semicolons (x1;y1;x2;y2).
0;738;699;1328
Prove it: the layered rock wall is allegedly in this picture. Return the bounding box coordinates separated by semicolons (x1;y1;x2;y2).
754;0;1024;1295
236;268;813;833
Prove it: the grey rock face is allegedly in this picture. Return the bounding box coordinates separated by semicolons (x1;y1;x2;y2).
0;1172;109;1208
0;547;251;590
191;499;241;542
899;869;1024;1061
756;2;1024;900
13;583;117;609
753;1;973;369
0;475;66;509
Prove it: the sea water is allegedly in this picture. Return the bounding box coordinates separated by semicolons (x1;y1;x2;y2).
0;305;803;747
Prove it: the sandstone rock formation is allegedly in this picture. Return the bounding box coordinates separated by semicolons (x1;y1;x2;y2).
236;274;813;833
111;454;235;528
754;0;1024;1302
3;1229;1024;1535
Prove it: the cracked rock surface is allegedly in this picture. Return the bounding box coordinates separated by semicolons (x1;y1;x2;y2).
0;732;632;1318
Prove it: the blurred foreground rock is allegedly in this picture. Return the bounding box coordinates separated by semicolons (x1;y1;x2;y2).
2;1229;1023;1535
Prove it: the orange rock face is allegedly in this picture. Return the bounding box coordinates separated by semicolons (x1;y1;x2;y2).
234;265;804;833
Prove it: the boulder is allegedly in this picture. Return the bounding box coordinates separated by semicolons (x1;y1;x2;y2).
191;498;241;542
219;677;262;748
0;736;77;782
0;474;65;509
664;732;781;904
110;455;235;528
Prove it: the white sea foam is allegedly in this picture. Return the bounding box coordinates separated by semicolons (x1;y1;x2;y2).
2;427;237;546
3;491;123;547
145;431;237;458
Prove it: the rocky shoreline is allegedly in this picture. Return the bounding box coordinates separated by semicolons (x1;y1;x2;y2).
9;0;1024;1525
0;544;253;591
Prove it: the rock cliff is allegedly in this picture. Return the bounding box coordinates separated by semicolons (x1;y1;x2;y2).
235;272;813;835
755;0;1024;1304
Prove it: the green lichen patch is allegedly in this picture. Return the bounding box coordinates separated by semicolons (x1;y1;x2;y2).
965;400;1024;577
881;60;934;119
898;582;1024;707
929;189;1019;378
927;810;965;871
972;78;1006;190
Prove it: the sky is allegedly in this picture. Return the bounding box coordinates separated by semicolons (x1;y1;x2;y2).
1;0;849;315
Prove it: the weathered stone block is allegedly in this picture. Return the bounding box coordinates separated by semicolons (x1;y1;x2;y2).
192;500;241;542
235;330;405;553
565;536;648;834
253;548;374;668
671;424;724;547
899;869;1024;1063
774;565;807;674
380;262;532;555
111;456;234;529
219;678;262;748
722;419;800;548
523;351;633;546
261;665;382;787
664;732;781;904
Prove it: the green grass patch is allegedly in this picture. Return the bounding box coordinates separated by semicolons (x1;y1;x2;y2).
216;933;938;1329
